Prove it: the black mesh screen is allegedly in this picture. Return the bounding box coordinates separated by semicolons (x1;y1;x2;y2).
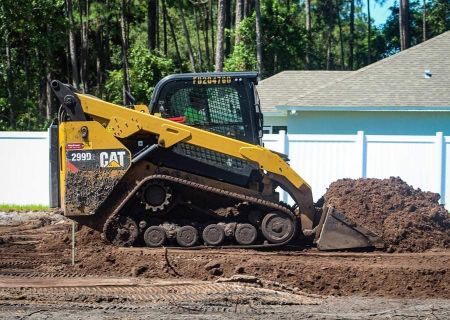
163;86;246;141
160;84;254;173
174;143;248;172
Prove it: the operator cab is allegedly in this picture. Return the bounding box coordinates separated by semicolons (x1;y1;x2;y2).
148;72;264;187
150;72;263;146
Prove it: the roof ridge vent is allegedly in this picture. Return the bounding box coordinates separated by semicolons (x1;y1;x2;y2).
424;69;432;79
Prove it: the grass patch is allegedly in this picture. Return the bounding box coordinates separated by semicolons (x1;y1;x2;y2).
0;204;50;212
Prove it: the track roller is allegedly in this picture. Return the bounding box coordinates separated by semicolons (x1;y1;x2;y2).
202;224;225;246
235;223;257;245
176;226;198;247
261;211;295;244
143;226;167;247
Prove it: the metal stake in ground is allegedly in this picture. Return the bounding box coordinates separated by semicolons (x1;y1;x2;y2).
72;221;76;265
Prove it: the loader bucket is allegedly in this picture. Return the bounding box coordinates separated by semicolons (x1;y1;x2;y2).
315;206;382;250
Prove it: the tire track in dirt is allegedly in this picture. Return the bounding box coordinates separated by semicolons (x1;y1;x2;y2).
0;277;321;310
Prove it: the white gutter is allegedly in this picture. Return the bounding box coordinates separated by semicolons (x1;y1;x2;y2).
276;106;450;112
262;111;287;116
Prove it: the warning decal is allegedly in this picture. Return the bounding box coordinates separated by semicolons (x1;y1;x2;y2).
66;143;85;150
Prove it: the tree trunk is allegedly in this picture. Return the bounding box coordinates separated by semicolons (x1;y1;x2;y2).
180;6;196;72
156;0;160;51
367;0;371;64
120;0;131;105
164;1;182;67
96;23;103;98
210;0;215;61
349;0;355;70
305;0;311;68
5;30;14;128
23;48;31;102
148;0;157;51
255;0;262;75
273;53;278;74
46;71;52;120
244;0;252;17
224;0;231;56
194;6;203;71
162;0;167;55
215;0;225;71
65;0;80;89
235;0;243;45
104;0;111;71
39;81;46;120
23;52;31;129
399;0;410;50
45;24;53;120
326;27;332;70
336;0;345;69
65;43;70;83
79;0;89;93
203;3;211;67
422;0;427;41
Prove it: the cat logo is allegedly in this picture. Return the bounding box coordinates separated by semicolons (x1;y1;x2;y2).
99;151;126;168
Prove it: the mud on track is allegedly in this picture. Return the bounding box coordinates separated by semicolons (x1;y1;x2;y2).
0;211;449;319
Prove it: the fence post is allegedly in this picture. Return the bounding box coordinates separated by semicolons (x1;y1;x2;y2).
357;130;367;178
435;132;445;205
278;130;289;203
278;130;288;155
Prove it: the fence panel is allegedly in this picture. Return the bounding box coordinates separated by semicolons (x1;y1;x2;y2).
365;135;438;195
445;136;450;208
263;131;448;208
0;132;49;205
287;134;361;202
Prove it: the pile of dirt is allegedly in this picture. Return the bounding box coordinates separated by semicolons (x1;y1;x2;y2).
323;177;450;252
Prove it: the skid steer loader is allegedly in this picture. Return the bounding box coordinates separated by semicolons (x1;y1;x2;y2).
49;72;379;250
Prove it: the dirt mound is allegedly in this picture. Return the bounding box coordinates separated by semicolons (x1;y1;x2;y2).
323;177;450;252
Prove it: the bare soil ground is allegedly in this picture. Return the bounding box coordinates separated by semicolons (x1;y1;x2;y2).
1;210;449;319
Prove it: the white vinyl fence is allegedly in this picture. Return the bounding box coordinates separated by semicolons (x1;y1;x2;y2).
264;131;448;208
0;131;50;205
0;130;448;208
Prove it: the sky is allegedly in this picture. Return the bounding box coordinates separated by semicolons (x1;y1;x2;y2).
365;0;396;26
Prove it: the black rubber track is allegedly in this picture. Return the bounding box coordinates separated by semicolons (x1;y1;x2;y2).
103;174;299;249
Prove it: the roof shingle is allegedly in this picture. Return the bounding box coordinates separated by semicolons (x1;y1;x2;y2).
283;31;450;109
257;71;351;113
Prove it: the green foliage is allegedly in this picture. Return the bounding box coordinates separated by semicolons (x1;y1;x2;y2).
225;1;307;75
0;0;448;131
129;42;174;103
224;44;257;71
105;41;174;105
261;1;307;74
104;70;125;105
0;98;9;130
428;0;450;36
383;1;423;54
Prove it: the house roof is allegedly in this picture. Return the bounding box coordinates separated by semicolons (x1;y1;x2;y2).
279;31;450;110
257;71;352;113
